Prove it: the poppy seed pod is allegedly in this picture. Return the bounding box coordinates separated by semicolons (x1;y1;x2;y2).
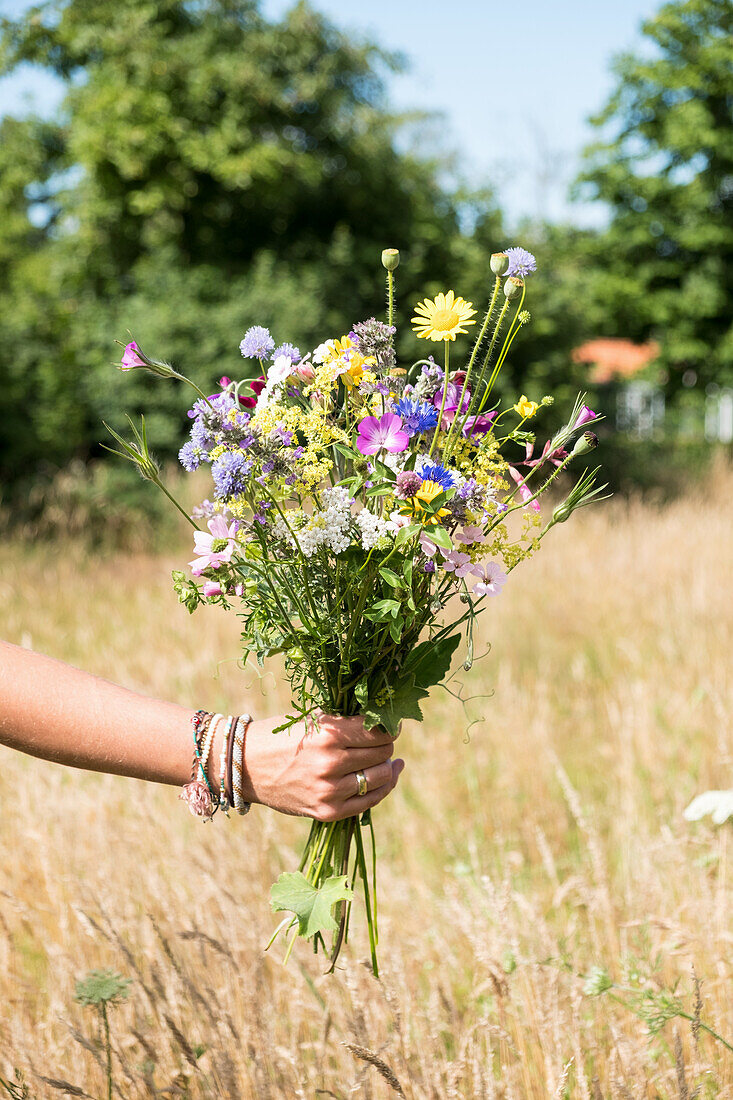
381;248;400;271
490;252;509;276
571;431;599;456
503;276;524;300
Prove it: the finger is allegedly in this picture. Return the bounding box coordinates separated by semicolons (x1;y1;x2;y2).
316;713;393;748
336;759;405;818
331;744;394;776
334;759;394;800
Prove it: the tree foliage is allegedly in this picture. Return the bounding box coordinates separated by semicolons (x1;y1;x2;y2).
0;0;500;488
575;0;733;394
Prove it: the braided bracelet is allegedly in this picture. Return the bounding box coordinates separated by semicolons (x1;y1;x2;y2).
231;714;253;816
180;710;216;818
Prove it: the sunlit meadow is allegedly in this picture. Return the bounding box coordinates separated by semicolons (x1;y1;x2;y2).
0;470;731;1098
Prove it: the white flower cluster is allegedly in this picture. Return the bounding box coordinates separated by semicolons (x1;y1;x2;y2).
271;514;297;548
355;507;390;551
256;354;294;411
299;486;353;557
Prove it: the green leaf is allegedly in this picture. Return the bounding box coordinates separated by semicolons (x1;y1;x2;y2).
270;872;353;939
404;633;461;689
402;558;413;585
388;616;403;643
395;523;420;548
426;525;453;552
378;567;401;588
354;676;370;706
361;674;428;736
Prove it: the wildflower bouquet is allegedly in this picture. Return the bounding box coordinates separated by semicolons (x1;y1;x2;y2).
109;246;607;974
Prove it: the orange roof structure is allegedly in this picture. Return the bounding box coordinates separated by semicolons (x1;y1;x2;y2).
572;338;660;383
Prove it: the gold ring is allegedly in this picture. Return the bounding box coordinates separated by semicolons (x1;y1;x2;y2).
355;771;368;797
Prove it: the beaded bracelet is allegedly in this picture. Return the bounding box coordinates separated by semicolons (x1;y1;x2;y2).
217;715;236;814
180;710;216;818
231;714;253;816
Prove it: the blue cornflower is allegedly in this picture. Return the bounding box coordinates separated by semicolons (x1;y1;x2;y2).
272;342;301;363
395;397;439;437
239;325;275;360
417;459;455;490
178;440;201;472
211;451;253;498
505;247;537;278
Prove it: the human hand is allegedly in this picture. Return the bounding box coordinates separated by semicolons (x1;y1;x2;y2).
241;711;404;821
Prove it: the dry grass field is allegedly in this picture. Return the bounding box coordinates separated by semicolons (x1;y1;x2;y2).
0;472;731;1098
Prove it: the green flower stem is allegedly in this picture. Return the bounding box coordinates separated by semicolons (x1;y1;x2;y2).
171;370;215;411
101;1003;112;1100
444;276;501;458
428;342;451;458
353;820;378;977
387;270;395;329
151;476;200;530
477;293;528;412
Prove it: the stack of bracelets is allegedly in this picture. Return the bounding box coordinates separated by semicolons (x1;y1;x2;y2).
179;710;253;820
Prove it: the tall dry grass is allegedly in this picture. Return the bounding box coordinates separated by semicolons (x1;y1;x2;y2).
0;472;731;1098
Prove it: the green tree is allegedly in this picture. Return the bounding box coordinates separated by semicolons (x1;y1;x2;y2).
574;0;733;395
0;0;492;489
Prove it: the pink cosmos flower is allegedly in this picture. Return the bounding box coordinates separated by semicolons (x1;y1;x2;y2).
189;515;238;576
471;562;508;597
508;466;541;512
572;404;597;430
202;580;223;597
120;341;146;371
441;550;477;579
455;525;486;545
356;412;409;455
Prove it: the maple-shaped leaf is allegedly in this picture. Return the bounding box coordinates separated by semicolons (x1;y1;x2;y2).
270;872;353;939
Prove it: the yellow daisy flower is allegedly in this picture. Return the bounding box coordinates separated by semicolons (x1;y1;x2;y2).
412;290;477;342
399;479;451;526
514;395;539;419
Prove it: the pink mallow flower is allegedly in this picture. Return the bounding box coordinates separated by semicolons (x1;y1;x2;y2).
572;404;597;430
440;550;478;579
189;515;238;576
471;562;508;598
508;466;541;512
356;412;409;456
455;525;486;545
419;531;439;558
202;580;223;598
120;341;146;371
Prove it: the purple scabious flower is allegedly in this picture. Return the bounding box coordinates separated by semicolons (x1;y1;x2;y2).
190;418;215;451
416;459;455;490
395;397;439;436
273;342;301;363
239;325;275;360
211;451;253;498
178;440;202;472
505;247;537;278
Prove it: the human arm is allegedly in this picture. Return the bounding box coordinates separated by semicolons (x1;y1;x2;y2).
0;639;404;820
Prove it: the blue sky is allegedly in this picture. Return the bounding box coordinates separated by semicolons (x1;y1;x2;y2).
0;0;659;226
